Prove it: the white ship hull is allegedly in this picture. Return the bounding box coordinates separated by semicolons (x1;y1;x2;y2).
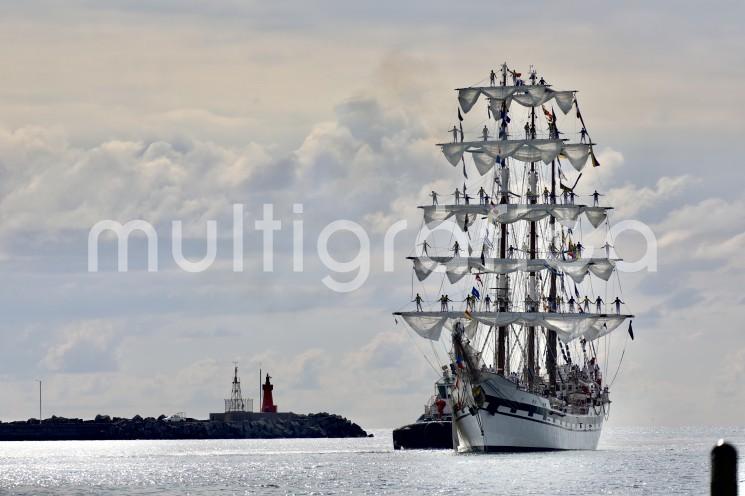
453;373;605;452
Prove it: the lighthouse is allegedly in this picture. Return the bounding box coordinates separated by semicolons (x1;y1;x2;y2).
261;373;278;413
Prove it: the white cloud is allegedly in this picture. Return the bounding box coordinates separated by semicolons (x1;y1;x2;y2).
608;175;696;218
42;320;121;373
0;128;275;235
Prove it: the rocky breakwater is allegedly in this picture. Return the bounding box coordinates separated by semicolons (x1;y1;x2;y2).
0;412;369;441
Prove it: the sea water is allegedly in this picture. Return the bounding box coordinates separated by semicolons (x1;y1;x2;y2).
0;427;743;495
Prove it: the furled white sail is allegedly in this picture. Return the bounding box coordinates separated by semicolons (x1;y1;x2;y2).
545;258;616;283
409;256;616;284
471;151;495;175
458;88;483;113
458;86;575;114
439;140;592;172
560;143;593;172
421;204;609;231
441;143;469;166
396;311;631;342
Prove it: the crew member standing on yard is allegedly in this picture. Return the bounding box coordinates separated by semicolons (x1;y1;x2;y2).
582;295;591;313
592;190;602;207
430;191;439;205
510;69;520;85
452;240;461;257
451;125;459;142
595;296;604;313
413;293;423;312
440;294;451;312
465;294;476;311
484;294;492;312
420;240;430;256
612;296;624;314
490;69;497;86
478;186;487;205
482;125;489;141
454;187;461;205
602;241;613;258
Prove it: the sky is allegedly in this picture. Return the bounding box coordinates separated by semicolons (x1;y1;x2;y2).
0;1;744;428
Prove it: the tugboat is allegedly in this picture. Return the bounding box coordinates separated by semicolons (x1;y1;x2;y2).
392;369;454;450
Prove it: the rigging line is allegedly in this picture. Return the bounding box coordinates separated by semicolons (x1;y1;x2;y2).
403;327;442;375
603;330;611;380
613;264;632;315
396;217;429;313
408;216;425;258
426;221;458;310
507;332;519;364
429;339;447;369
411;265;414;300
478;326;494;359
589;339;598;361
608;336;628;387
437;335;451;365
468;76;489;88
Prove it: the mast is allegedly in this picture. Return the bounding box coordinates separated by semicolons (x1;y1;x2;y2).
527;103;537;389
497;203;507;375
547;157;558;390
496;92;509;376
493;63;508;375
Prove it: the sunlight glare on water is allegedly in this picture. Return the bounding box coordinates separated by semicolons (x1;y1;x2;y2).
0;427;743;495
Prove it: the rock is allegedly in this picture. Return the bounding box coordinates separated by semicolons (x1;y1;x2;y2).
94;414;111;423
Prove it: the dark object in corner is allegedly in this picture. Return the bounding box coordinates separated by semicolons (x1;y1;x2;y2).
711;440;738;496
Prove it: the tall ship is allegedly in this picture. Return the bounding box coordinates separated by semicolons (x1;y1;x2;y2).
395;63;634;452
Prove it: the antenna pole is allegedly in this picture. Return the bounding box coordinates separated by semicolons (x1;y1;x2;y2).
36;380;42;422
